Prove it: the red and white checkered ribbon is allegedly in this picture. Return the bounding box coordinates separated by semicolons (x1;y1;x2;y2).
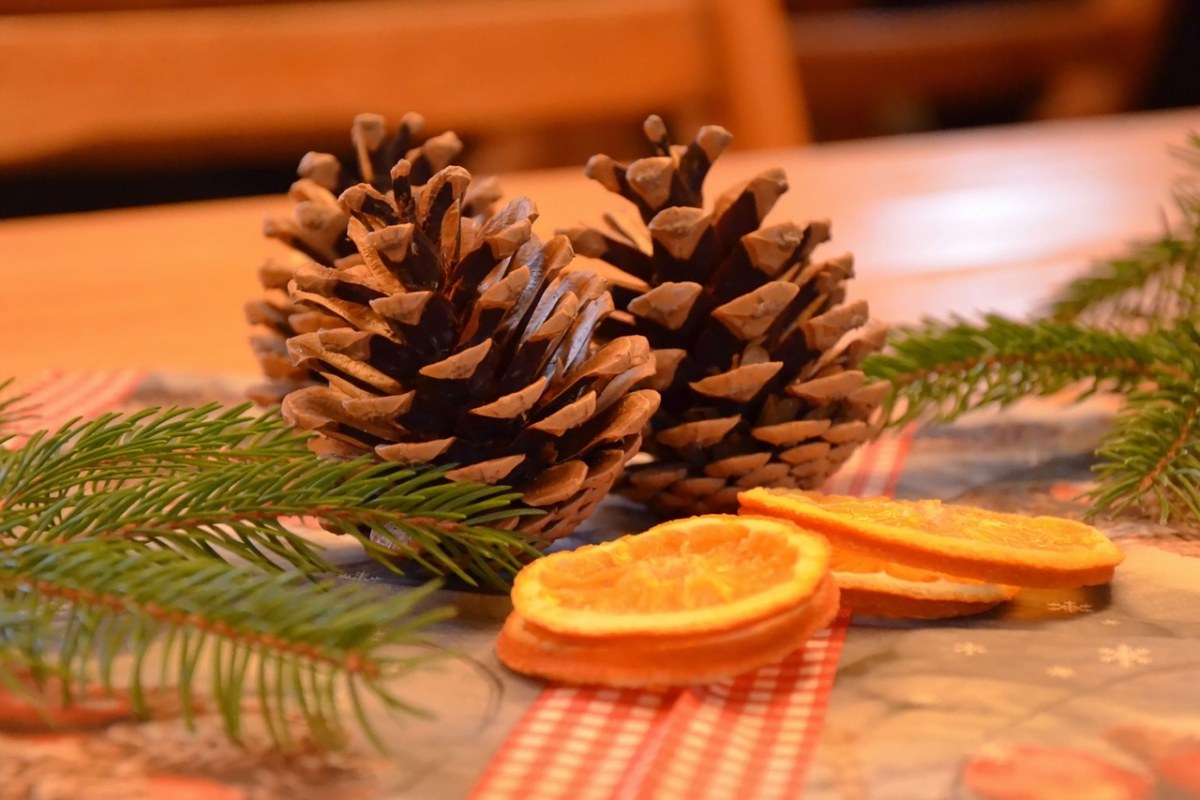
472;431;915;800
4;370;145;448
473;618;851;800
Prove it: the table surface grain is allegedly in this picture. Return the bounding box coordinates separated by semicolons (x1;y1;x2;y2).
3;108;1198;382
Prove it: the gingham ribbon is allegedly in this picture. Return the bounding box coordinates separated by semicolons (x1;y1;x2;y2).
4;370;145;448
472;430;915;800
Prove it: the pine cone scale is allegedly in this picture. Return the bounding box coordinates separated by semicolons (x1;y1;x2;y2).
522;461;590;507
471;376;550;419
443;455;525;484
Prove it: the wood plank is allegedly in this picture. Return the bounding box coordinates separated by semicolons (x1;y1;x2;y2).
1;109;1196;382
0;0;806;171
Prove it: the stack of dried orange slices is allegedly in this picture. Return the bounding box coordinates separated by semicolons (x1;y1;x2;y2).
496;493;1125;687
495;515;839;688
738;488;1125;619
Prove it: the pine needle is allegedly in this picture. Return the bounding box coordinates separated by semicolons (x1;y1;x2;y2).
1047;233;1200;331
1048;134;1200;330
1087;325;1200;524
862;316;1159;426
1;538;450;750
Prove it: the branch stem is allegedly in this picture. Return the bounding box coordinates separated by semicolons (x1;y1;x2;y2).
1137;403;1200;494
11;577;382;678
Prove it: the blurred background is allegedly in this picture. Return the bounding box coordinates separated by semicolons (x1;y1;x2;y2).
0;0;1195;218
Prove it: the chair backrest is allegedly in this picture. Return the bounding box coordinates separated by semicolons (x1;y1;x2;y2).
0;0;809;172
787;0;1174;139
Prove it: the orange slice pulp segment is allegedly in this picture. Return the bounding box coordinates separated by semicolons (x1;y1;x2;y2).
510;514;831;637
738;488;1123;589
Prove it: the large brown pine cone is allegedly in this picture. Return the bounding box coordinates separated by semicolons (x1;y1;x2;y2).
563;115;888;518
279;155;659;547
245;113;500;404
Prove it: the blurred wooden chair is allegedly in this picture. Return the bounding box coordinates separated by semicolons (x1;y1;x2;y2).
785;0;1175;140
0;0;809;175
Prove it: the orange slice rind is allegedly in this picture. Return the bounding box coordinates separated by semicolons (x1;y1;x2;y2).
830;548;1019;619
510;514;831;637
496;576;840;688
738;488;1123;589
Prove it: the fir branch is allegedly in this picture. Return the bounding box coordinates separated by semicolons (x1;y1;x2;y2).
1;403;314;506
866;137;1200;526
0;377;28;431
1087;325;1200;524
865;315;1200;526
0;389;547;751
1;403;540;587
1047;232;1200;331
1;538;450;750
861;316;1168;427
1047;135;1200;330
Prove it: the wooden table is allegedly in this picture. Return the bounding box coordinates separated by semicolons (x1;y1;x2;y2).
3;109;1200;798
3;107;1197;383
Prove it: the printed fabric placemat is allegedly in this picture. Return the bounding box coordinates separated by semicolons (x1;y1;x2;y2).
4;372;1198;799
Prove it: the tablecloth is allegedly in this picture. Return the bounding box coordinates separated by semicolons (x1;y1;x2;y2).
3;371;1197;800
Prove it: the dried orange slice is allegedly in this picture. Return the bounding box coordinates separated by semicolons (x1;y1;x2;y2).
830;548;1020;619
738;488;1123;589
497;514;841;687
510;514;831;637
496;576;839;688
963;744;1153;800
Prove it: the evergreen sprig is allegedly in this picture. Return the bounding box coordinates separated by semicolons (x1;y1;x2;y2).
863;316;1161;427
1047;230;1200;330
0;395;542;749
864;135;1200;527
1;404;539;584
2;539;448;750
1048;133;1200;330
1089;324;1200;523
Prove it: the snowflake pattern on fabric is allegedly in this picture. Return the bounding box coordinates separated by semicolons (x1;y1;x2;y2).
1047;601;1093;613
1046;666;1076;679
343;569;383;583
1098;645;1151;668
953;643;988;657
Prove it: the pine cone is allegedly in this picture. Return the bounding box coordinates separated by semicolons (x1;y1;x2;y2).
246;113;501;404
279;156;660;547
563;115;888;518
